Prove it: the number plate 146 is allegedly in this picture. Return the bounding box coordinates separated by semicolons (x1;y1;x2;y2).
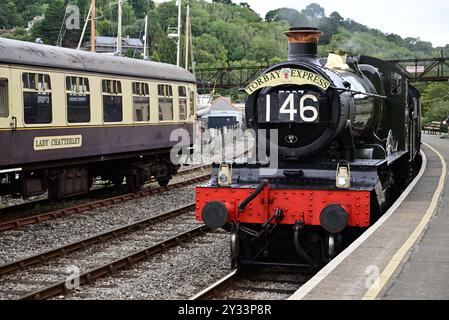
258;92;320;123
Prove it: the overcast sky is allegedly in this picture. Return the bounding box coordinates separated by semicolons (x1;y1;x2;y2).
239;0;449;47
156;0;449;47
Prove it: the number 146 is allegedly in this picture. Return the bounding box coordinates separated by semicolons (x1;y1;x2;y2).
265;93;319;123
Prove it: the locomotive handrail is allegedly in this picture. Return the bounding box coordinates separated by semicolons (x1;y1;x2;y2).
333;87;387;99
238;179;268;212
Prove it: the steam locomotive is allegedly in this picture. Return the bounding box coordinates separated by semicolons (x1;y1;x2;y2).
195;28;422;268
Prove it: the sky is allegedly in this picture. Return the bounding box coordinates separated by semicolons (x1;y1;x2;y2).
155;0;449;47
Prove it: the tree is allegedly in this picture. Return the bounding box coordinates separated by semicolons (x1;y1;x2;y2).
212;0;234;5
194;34;228;64
303;3;325;20
330;11;343;23
131;0;154;19
154;1;178;35
32;0;65;45
265;8;311;27
0;1;24;28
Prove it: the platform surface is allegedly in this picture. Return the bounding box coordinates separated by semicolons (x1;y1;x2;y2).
383;135;449;299
290;134;447;300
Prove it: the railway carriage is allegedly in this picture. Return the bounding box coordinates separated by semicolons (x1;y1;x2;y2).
0;38;197;199
195;28;422;268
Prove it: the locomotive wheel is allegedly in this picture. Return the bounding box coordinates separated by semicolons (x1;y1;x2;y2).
326;233;336;261
87;174;94;191
157;178;171;187
111;175;125;186
126;174;142;193
230;223;240;269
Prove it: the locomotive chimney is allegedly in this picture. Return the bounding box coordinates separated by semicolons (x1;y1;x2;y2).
284;27;323;64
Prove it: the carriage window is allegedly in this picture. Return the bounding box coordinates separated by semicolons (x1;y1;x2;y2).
158;84;173;121
66;76;91;123
22;73;52;124
391;72;403;95
102;80;123;123
132;82;150;122
0;79;8;118
189;90;196;118
179;86;187;121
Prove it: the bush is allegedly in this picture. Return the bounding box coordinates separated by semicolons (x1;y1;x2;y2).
426;101;449;123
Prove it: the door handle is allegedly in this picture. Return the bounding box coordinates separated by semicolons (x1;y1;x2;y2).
10;117;17;131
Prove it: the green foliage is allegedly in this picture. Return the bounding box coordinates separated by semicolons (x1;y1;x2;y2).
1;28;34;42
131;0;154;19
0;0;24;28
31;0;65;45
194;34;227;64
265;8;311;26
2;0;446;65
417;82;449;124
1;0;449;108
319;27;427;60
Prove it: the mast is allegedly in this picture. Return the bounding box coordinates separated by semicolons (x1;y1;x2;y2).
78;3;92;50
117;0;123;56
176;0;182;66
143;14;148;60
185;3;190;70
91;0;95;52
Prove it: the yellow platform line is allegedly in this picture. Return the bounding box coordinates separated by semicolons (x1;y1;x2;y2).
363;143;447;300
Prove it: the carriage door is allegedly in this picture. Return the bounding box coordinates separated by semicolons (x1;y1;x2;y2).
0;69;12;130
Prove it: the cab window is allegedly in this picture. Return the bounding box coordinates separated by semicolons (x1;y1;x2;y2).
102;80;123;123
0;79;8;118
391;72;403;95
66;76;91;123
158;84;173;121
133;82;150;122
22;73;52;124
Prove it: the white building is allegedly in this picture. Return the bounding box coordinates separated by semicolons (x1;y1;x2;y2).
199;97;243;130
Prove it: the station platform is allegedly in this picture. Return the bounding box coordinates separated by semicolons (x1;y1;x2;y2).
290;134;448;300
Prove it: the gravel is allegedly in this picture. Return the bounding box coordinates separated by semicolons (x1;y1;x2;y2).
0;213;206;299
0;185;199;265
56;230;231;300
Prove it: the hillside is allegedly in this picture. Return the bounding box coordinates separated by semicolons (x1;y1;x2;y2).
2;1;449;64
1;0;449;122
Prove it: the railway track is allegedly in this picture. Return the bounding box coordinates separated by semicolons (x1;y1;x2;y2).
0;166;212;232
190;266;314;300
0;203;210;300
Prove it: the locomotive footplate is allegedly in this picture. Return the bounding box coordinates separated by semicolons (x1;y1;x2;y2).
196;183;372;228
195;161;389;228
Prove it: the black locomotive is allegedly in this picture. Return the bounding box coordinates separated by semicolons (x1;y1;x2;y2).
196;27;422;268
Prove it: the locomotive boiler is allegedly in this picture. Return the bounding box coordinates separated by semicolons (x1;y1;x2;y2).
195;28;422;268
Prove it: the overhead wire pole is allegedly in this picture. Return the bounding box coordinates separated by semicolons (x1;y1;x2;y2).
77;3;92;50
176;0;182;66
143;14;149;60
117;0;123;56
185;2;190;70
91;0;96;52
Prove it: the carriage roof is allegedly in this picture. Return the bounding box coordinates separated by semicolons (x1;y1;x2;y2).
0;37;196;84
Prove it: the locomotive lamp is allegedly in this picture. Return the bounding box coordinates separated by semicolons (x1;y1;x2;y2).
218;163;232;187
336;162;351;189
